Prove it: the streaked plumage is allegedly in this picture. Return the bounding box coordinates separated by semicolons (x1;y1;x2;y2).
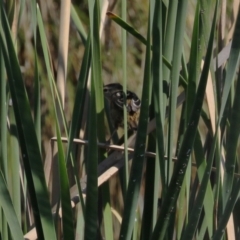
103;83;141;130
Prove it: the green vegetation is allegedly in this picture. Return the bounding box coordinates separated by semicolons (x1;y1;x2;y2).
0;0;240;239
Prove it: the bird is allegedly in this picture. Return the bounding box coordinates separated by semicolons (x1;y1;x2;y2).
103;83;141;131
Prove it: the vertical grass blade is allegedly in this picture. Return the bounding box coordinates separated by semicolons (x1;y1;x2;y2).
166;0;188;185
213;177;240;240
185;1;201;120
222;7;240;207
140;134;157;240
122;0;129;195
162;0;178;117
66;36;91;217
180;2;219;239
151;1;218;239
0;28;8;185
84;77;98;239
152;0;165;193
0;6;57;240
0;171;24;240
141;1;164;238
56;0;71;108
0;25;9;237
84;0;104;238
193;131;214;237
88;0;105;140
56;125;74;239
31;0;41;153
37;6;68;137
95;1;114;239
212;62;240;238
70;4;87;44
119;3;151;239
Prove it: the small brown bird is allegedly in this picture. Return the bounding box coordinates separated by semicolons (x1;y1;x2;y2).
103;83;141;130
